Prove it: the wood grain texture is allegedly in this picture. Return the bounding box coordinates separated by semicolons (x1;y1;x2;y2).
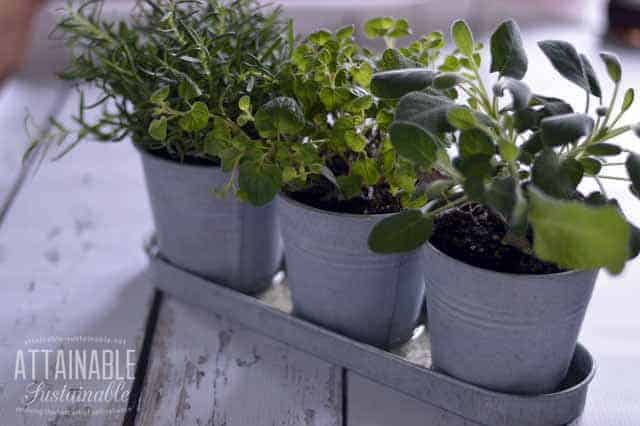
347;372;481;426
136;295;343;426
0;85;155;425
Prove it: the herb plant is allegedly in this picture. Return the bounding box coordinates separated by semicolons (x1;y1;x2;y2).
368;19;640;274
28;0;292;204
233;19;446;213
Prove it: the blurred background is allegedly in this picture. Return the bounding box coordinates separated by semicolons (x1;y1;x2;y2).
0;0;635;84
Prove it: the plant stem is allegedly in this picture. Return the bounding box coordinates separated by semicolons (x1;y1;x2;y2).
426;196;468;217
598;175;630;181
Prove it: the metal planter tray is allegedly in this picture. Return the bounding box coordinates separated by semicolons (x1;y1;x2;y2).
148;252;596;426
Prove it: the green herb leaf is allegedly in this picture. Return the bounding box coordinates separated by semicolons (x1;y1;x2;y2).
600;51;622;83
238;162;282;207
336;24;355;41
626;153;640;196
377;48;419;71
529;187;630;274
239;95;251;112
178;79;202;101
368;210;433;253
485;176;520;222
538;40;589;92
493;78;532;110
622;88;635;112
371;69;436;99
150;86;170;104
585;143;622;156
394;92;454;134
148;117;167;141
532;149;583;198
352;62;374;87
579;54;602;98
451;20;474;57
255;97;305;138
364;17;395;39
345;131;367;152
460;129;495;157
388;18;412;39
579;157;602;175
352;158;380;186
178;102;209;132
308;29;332;46
447;106;477;130
489;20;528;79
336;174;363;199
389;121;438;165
540;113;593;146
433;72;466;90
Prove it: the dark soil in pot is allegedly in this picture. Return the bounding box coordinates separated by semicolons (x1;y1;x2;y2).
430;204;563;275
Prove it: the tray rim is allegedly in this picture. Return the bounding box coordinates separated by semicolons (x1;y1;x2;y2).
147;252;596;426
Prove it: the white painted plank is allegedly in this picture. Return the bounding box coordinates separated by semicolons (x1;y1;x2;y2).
136;295;343;426
0;84;155;426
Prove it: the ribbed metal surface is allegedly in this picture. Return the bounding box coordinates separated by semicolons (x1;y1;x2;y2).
423;243;598;395
139;149;283;294
277;194;425;348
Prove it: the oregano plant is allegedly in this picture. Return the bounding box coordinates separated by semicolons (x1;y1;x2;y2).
368;19;640;274
222;19;446;212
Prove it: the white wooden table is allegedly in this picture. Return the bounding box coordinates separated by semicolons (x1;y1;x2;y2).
0;6;639;426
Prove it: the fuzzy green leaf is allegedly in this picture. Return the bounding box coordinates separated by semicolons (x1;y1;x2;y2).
600;52;622;83
540;113;594;146
371;69;435;99
368;210;433;253
532;149;583;199
579;54;602;98
529;187;630;274
451;20;474;57
493;78;532;110
585;143;622;156
433;72;466;90
447;106;476;130
538;40;589;92
460;129;495;157
626;153;640;196
622;88;635;112
490;20;528;79
580;157;602;175
389;121;438;166
394;92;455;134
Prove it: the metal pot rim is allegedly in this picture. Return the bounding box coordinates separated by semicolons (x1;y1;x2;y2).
424;241;598;280
278;192;399;220
136;143;220;169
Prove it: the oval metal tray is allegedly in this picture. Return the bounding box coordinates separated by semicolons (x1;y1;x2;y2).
147;248;595;426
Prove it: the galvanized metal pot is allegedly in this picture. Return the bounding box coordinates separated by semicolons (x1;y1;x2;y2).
277;194;425;348
423;242;598;395
139;148;283;294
